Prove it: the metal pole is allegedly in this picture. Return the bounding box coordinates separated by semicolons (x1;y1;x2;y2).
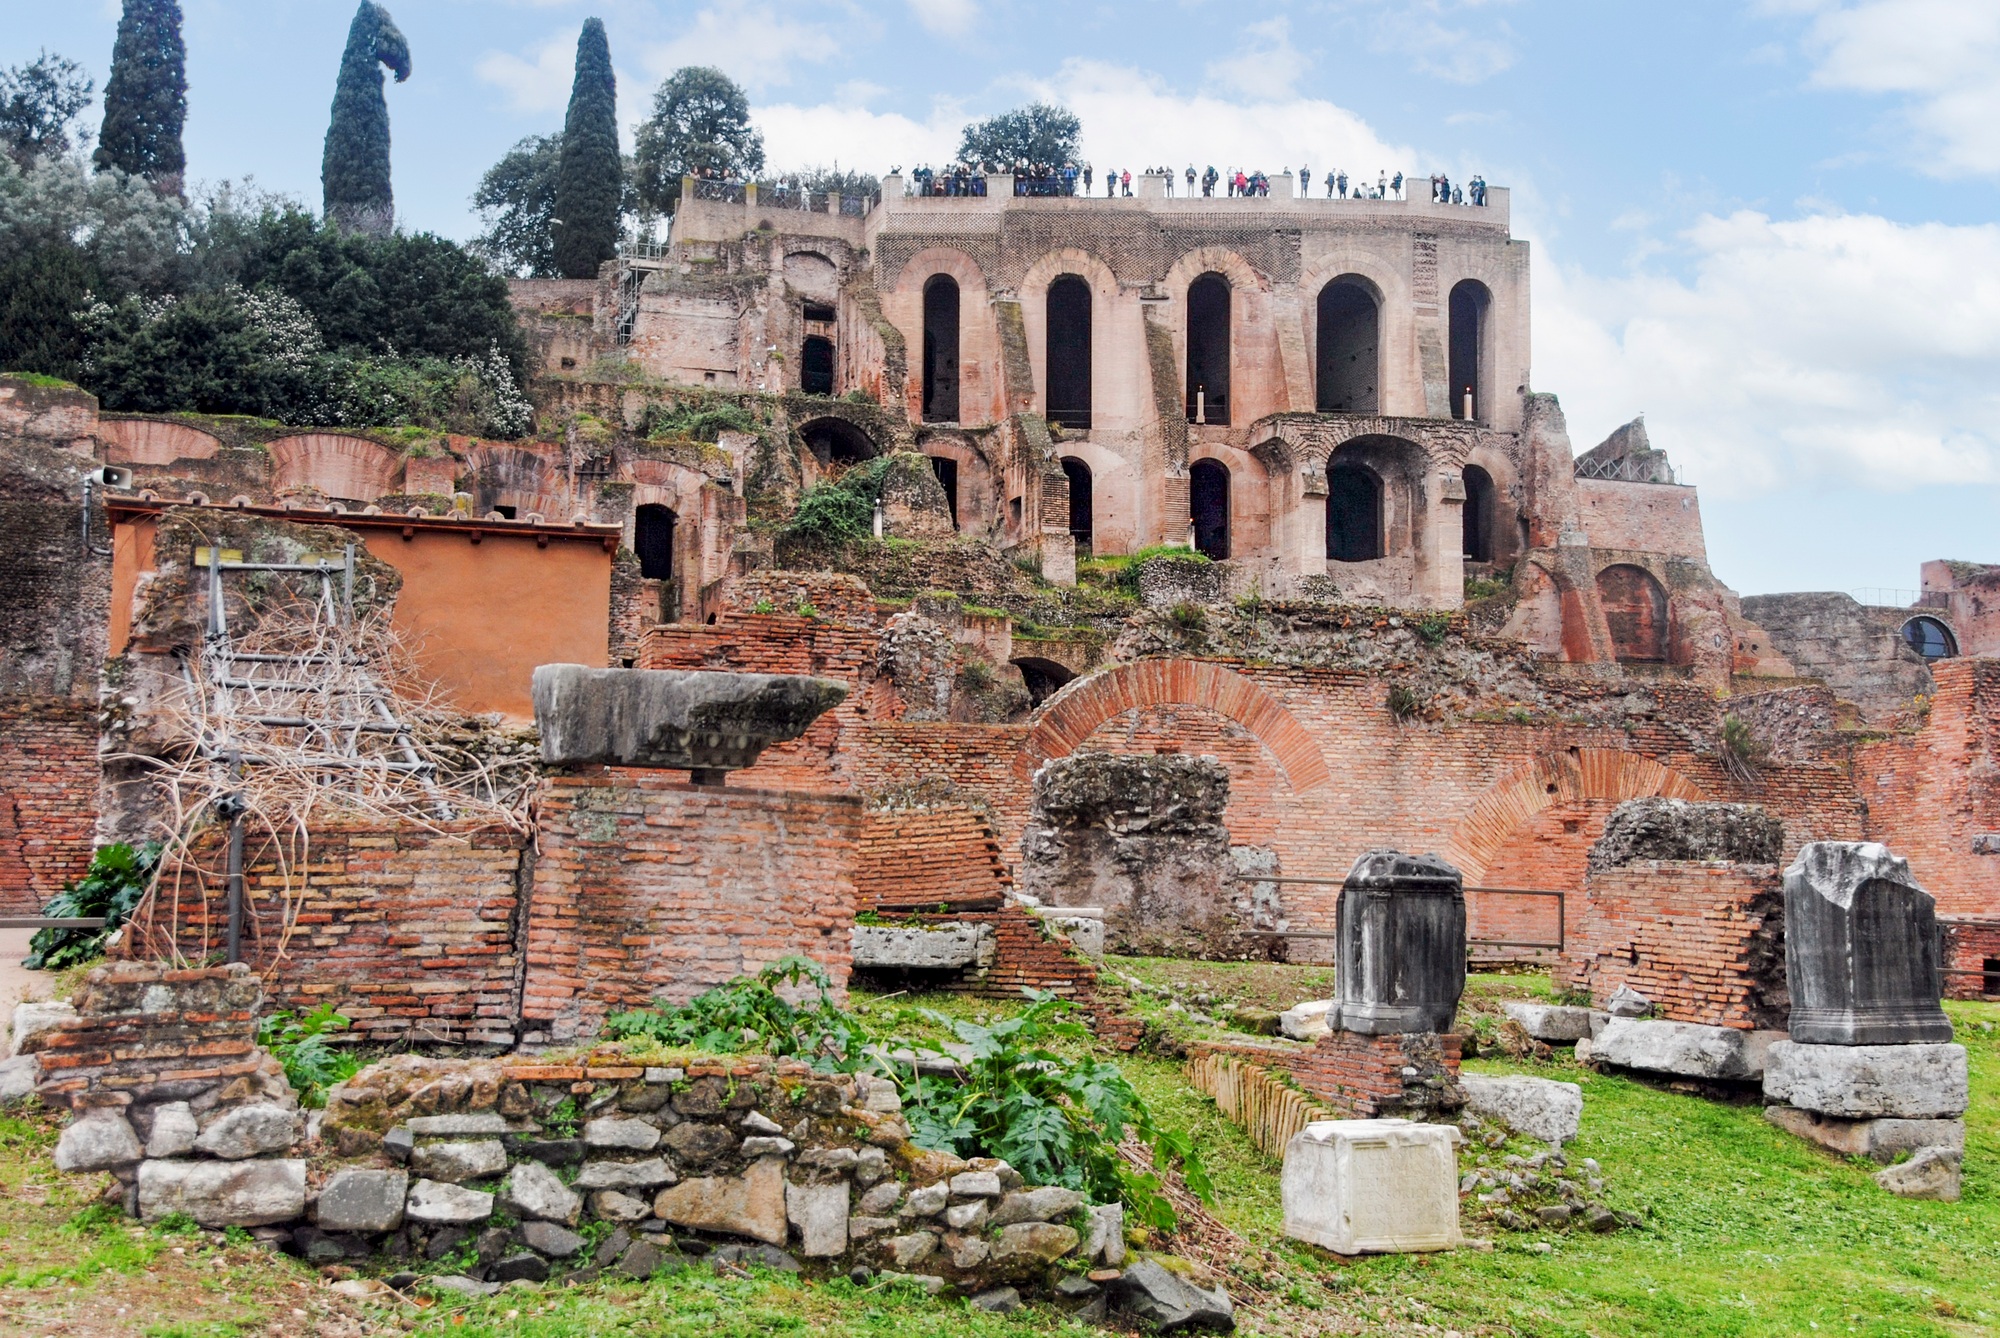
225;804;245;964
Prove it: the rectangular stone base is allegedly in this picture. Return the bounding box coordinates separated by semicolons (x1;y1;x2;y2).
1764;1107;1965;1163
1589;1019;1783;1081
1282;1119;1462;1255
1762;1041;1968;1119
1500;1002;1593;1042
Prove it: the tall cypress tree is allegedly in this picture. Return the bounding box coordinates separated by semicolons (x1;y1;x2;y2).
93;0;188;193
321;1;410;237
552;18;621;281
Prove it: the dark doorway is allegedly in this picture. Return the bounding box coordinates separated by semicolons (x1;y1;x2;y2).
1061;456;1093;551
1449;280;1489;421
1316;278;1379;413
800;335;835;395
1186;273;1231;424
1013;657;1076;706
635;503;676;580
801;417;878;466
1325;463;1382;561
1190;459;1230;559
1046;275;1092;429
930;456;959;528
1597;564;1668;662
922;275;960;423
1462;464;1495;562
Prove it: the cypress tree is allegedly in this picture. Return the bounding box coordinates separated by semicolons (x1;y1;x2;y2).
552;18;621;280
93;0;188;192
321;1;410;237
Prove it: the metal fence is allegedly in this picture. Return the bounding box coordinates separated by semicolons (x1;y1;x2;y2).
1231;875;1566;952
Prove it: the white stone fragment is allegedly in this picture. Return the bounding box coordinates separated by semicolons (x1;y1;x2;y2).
1458;1074;1582;1145
145;1102;199;1158
1500;1002;1595;1042
139;1158;307;1226
1591;1019;1782;1080
1282;1118;1462;1255
405;1178;496;1224
10;1000;75;1056
1279;999;1335;1041
55;1107;143;1172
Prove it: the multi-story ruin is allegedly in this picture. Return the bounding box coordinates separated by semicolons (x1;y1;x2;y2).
3;167;1996;1042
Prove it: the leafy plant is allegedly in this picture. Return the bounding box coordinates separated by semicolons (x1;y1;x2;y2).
544;1096;582;1138
1386;682;1423;722
602;956;866;1071
750;598;777;615
794;598;820;619
1412;611;1453;646
887;992;1212;1231
255;1003;362;1108
1169;602;1206;632
783;454;893;545
25;842;161;970
1720;712;1769;781
646;399;757;442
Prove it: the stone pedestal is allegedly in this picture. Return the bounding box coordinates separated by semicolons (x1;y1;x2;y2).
1762;1041;1967;1119
1590;1019;1783;1081
1332;851;1466;1036
1784;843;1952;1045
1763;1107;1965;1164
1282;1119;1462;1255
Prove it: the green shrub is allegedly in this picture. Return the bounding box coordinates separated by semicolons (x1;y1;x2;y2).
646;400;757;442
783;454;892;544
255;1003;362;1109
25;842;160;971
1412;610;1453;646
602;956;867;1071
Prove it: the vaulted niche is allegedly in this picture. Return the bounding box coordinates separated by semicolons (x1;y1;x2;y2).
1316;277;1380;413
1061;456;1094;552
1046;275;1092;429
1462;463;1496;562
1325;463;1383;562
800;335;835;395
1449;279;1490;421
1185;272;1231;424
1190;459;1230;559
929;456;959;528
1597;563;1668;663
635;503;676;581
922;275;960;423
801;417;878;467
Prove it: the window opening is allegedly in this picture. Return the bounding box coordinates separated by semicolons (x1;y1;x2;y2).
1326;463;1383;561
1190;459;1230;559
1185;273;1231;424
1448;280;1490;421
929;456;959;528
800;335;835;395
1462;464;1495;562
1061;456;1093;552
1046;275;1093;429
922;275;961;423
1316;278;1379;413
1903;616;1957;661
635;504;677;581
1597;564;1668;663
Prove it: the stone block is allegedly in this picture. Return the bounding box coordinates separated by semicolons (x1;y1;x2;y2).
1591;1019;1782;1080
317;1169;409;1233
1084;1202;1126;1266
532;664;848;773
405;1178;496;1225
583;1117;662;1151
145;1102;199;1158
1500;1002;1594;1043
1762;1042;1967;1118
410;1139;509;1183
903;1181;949;1216
590;1190;651;1222
989;1185;1086;1226
489;1253;550;1284
1874;1147;1961;1201
992;1221;1079;1270
857;1181;903;1215
944;1200;988;1230
1333;851;1466;1036
1458;1074;1583;1145
1282;1118;1462;1255
786;1180;849;1256
881;1230;937;1268
950;1170;1002;1198
406;1114;511;1136
0;1054;38;1106
740;1135;795;1157
652;1156;787;1244
575;1158;675;1190
852;923;993;970
55;1107;143;1172
194;1103;301;1160
503;1160;582;1224
1280;1000;1334;1041
521;1220;585;1258
1112;1257;1235;1331
1784;842;1953;1045
1763;1107;1965;1163
11;999;75;1056
139;1158;307;1227
1044;912;1106;959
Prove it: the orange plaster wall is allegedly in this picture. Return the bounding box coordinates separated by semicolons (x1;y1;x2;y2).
361;529;610;721
108;516;157;657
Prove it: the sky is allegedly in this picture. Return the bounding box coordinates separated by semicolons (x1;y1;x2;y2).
9;0;2000;597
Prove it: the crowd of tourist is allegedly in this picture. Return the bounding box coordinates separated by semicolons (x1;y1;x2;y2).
888;162;1492;206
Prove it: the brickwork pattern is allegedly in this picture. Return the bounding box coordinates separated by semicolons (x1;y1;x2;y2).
0;698;101;916
1941;918;2000;1001
1565;862;1786;1029
854;804;1012;911
25;962;264;1106
524;771;861;1042
1190;1030;1464;1120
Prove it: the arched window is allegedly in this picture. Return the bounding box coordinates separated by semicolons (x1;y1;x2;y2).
800;335;835;395
929;456;959;528
1326;463;1383;562
1046;275;1092;429
922;275;960;423
1902;617;1957;661
1597;564;1668;663
1186;272;1231;425
1190;459;1230;559
1462;464;1495;562
1449;280;1490;421
635;503;676;581
1316;277;1380;413
1061;456;1093;552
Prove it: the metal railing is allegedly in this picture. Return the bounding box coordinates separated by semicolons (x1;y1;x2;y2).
1230;875;1566;952
1851;588;1952;610
690;179;747;204
1574;454;1681;485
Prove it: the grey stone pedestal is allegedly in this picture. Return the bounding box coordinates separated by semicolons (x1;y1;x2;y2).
1762;1041;1967;1119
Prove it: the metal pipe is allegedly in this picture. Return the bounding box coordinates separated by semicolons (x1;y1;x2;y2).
224;800;246;964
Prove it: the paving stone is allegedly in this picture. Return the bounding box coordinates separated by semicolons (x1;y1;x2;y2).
317;1169;408;1233
138;1158;307;1227
1763;1042;1968;1119
405;1179;496;1225
1459;1074;1583;1145
411;1139;509;1183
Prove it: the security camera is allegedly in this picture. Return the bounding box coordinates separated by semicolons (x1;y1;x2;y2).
88;466;131;489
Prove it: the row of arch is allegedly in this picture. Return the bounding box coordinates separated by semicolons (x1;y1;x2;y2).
917;271;1495;427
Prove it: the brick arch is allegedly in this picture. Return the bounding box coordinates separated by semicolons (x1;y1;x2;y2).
1446;747;1708;880
267;434;398;502
1014;658;1332;792
102;418;221;466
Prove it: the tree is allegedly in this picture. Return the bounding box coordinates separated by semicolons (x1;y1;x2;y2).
633;66;763;215
471;134;561;278
552;18;621;280
321;1;410;237
93;0;187;192
0;241;100;378
0;51;95;169
956;102;1082;174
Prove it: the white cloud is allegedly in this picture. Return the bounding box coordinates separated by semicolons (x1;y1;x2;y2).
755;94;966;174
1536;210;2000;496
1204;17;1312;101
476;34;577;114
907;0;977;38
1788;0;2000;175
639;1;842;93
1360;1;1519;85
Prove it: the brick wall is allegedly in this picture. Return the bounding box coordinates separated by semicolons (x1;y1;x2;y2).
854;804;1011;911
0;697;101;916
1941;918;2000;1001
523;771;861;1043
122;824;527;1046
1565;862;1786;1029
24;962;266;1107
1191;1030;1464;1120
